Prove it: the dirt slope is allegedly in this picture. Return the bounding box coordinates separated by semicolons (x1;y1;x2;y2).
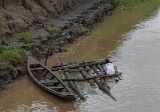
0;0;85;37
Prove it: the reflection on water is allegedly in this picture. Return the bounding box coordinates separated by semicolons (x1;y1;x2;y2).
1;1;160;112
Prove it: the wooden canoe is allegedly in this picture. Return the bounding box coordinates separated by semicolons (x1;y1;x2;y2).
27;56;75;100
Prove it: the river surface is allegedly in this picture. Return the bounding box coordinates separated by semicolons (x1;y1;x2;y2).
1;1;160;112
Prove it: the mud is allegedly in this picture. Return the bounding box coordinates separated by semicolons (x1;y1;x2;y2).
29;0;115;59
0;66;25;91
0;0;116;91
0;0;116;58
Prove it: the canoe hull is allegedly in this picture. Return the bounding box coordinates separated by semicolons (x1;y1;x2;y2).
27;56;75;99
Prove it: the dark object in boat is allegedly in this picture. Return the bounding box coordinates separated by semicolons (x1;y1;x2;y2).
27;56;75;100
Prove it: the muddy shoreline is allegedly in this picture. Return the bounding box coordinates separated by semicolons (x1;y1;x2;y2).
16;0;116;59
0;0;116;91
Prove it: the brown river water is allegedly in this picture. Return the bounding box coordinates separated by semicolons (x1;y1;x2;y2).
1;1;160;112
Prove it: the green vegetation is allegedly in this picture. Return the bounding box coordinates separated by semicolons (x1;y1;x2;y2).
77;24;92;35
0;45;27;70
91;31;103;36
39;0;47;8
112;0;152;8
1;36;8;45
65;47;77;55
47;27;60;33
113;0;137;7
18;32;34;44
37;33;45;40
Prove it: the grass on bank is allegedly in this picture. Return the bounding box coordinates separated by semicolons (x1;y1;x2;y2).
0;45;27;70
112;0;153;8
18;32;35;44
47;27;60;33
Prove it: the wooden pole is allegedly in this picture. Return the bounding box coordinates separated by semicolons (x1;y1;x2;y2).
92;65;117;101
63;71;85;100
45;46;51;66
58;70;66;80
58;53;63;66
84;66;97;88
52;60;96;68
51;61;106;71
96;64;110;88
96;64;104;72
79;67;96;88
61;74;120;81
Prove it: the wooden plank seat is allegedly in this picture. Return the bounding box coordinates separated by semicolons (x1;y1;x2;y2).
41;81;60;86
40;79;60;86
30;64;41;67
60;92;72;95
49;86;64;90
30;67;45;71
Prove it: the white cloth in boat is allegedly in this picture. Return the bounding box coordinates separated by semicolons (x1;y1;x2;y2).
105;63;116;75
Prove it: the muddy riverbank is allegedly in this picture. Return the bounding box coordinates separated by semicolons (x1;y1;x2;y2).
1;0;160;111
24;0;115;59
0;0;116;58
0;0;115;92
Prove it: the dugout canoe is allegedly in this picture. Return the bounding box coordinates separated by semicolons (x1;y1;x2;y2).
27;56;75;99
